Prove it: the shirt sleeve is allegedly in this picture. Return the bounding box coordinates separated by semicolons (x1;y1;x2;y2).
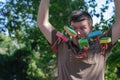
47;29;60;54
100;27;117;55
51;29;58;45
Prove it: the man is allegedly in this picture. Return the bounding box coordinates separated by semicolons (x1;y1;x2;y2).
37;0;120;80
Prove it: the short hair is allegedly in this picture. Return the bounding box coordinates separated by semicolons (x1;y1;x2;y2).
69;10;93;27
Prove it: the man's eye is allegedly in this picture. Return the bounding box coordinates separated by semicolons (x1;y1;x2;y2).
73;27;77;30
70;26;76;30
81;27;86;30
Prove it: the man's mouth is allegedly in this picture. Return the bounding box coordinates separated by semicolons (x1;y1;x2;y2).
76;36;82;40
77;36;81;39
76;35;86;40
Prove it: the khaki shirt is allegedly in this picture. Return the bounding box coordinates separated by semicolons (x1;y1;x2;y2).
51;28;115;80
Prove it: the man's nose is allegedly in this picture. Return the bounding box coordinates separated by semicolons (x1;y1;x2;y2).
76;29;82;35
77;31;81;35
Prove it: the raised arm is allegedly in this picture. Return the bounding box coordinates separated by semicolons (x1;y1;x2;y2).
114;0;120;21
112;0;120;44
37;0;55;44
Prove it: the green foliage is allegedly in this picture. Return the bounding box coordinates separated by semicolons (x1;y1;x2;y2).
0;34;17;55
105;42;120;79
105;65;118;80
0;48;45;80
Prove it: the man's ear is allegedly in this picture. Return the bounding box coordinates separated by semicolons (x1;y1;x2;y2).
90;26;93;32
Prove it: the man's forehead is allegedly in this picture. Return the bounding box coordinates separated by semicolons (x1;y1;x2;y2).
71;20;89;26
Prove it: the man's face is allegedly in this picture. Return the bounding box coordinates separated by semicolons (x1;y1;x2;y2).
70;20;92;46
